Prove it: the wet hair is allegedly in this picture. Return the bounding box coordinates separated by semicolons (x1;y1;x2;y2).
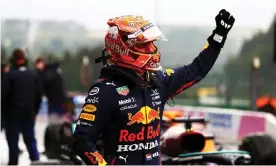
10;48;27;67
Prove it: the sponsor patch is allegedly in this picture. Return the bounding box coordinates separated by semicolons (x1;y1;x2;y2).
89;87;99;95
118;97;135;105
146;154;152;160
152;95;160;100
106;81;116;86
91;151;107;166
119;124;160;142
77;120;93;127
86;97;99;103
203;43;209;50
117;140;159;152
120;104;137;111
83;104;97;113
127;106;160;125
119;155;128;163
80;113;95;121
164;69;175;76
145;152;159;160
116;86;129;96
152;101;161;106
84;152;97;164
150;88;159;96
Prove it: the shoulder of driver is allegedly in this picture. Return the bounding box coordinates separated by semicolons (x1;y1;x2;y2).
86;78;119;101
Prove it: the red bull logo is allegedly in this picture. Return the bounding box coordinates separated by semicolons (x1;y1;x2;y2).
127;106;160;125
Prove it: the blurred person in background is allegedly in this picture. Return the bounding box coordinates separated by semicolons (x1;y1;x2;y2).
1;62;10;131
257;95;276;116
2;48;42;165
34;56;46;79
73;10;235;165
35;58;68;123
1;62;24;155
1;62;10;73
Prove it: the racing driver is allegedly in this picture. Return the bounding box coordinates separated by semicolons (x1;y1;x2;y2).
73;9;235;165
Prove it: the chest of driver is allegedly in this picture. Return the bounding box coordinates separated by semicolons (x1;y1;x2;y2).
115;86;164;126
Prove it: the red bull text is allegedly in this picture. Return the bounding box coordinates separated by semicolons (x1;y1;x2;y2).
119;124;160;142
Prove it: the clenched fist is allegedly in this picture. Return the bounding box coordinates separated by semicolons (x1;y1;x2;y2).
216;9;235;35
208;9;235;48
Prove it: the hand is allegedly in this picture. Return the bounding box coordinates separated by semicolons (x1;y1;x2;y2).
208;9;235;48
215;9;235;36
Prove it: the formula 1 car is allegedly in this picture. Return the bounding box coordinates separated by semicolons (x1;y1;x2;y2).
160;109;276;165
160;116;251;165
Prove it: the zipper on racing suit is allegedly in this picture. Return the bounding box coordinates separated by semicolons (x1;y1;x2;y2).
142;87;148;165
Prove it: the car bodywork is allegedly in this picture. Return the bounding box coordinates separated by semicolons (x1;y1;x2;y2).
160;109;252;165
161;109;217;154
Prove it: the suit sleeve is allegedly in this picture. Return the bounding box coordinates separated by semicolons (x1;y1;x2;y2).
159;43;221;100
73;83;115;165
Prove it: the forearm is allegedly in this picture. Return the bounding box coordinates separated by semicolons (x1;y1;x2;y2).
73;134;104;165
194;43;221;77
